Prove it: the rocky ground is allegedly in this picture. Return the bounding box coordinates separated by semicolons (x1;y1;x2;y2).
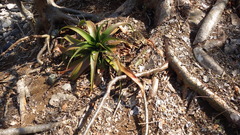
0;0;240;135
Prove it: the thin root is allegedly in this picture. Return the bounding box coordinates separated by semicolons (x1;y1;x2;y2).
0;34;51;65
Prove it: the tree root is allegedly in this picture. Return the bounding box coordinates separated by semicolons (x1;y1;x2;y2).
83;62;169;135
109;0;137;17
165;38;240;128
193;0;228;44
37;35;50;65
193;46;224;74
0;34;50;58
192;0;228;74
0;34;51;65
14;0;35;31
154;0;172;26
0;120;69;135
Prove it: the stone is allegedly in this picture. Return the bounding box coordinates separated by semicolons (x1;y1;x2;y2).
130;106;139;115
202;75;209;83
61;83;72;91
6;3;16;10
2;18;12;28
46;74;58;85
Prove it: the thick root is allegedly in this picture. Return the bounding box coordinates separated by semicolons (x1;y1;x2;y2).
165;37;240;128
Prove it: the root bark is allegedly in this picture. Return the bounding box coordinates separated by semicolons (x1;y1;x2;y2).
165;38;240;128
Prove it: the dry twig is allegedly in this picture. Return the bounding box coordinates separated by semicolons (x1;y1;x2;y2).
83;62;168;135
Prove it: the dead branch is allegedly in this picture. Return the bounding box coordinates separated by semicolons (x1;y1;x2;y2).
165;38;240;128
193;0;228;44
83;62;168;135
0;120;69;135
142;87;149;135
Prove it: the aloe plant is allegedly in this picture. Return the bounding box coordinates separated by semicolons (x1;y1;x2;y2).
59;20;143;91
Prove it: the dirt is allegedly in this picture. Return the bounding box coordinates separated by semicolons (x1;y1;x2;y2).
0;0;240;135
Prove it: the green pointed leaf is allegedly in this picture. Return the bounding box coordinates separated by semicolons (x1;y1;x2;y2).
64;35;82;44
61;25;94;42
96;21;107;42
101;22;128;40
105;55;120;72
97;43;112;53
90;51;99;91
67;44;93;68
66;42;92;51
70;56;90;80
86;21;97;39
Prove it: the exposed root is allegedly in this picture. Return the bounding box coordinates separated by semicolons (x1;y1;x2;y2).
14;0;35;31
83;62;168;135
37;35;50;65
193;29;227;75
0;34;50;58
154;0;172;26
192;0;228;74
193;0;228;44
193;46;224;74
165;38;240;128
109;0;137;17
0;120;69;135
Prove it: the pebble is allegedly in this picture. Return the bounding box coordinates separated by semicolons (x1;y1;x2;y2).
202;75;209;83
23;23;29;29
6;3;16;10
47;74;58;85
61;83;72;91
130;106;139;115
2;18;12;28
0;9;9;16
